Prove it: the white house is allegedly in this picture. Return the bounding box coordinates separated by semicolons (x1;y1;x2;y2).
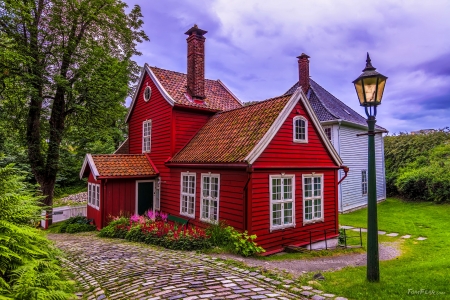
285;54;387;212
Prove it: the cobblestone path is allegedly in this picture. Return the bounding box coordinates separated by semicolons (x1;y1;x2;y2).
48;234;306;300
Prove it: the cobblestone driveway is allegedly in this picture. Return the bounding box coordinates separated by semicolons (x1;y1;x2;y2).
48;234;305;300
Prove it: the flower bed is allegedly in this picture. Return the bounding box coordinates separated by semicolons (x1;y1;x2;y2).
99;210;211;251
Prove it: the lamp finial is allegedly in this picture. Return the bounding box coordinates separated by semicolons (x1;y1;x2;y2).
364;52;376;71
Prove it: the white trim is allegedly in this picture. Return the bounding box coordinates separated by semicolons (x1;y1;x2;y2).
244;88;343;166
87;182;100;210
217;79;244;107
125;64;175;123
269;174;296;232
79;154;100;180
135;180;156;215
180;172;196;218
293;115;308;143
302;173;324;225
142;119;152;153
362;169;368;195
200;173;220;223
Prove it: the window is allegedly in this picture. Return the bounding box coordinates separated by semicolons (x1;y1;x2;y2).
324;127;332;142
303;174;323;224
88;183;100;210
270;175;295;231
362;170;368;195
293;116;308;143
144;86;151;102
200;173;220;223
180;172;196;218
142;120;151;153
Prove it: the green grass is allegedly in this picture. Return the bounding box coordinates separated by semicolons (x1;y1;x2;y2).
308;198;450;300
256;247;364;261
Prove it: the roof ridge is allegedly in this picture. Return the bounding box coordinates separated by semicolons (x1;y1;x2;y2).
149;66;225;84
220;94;291;115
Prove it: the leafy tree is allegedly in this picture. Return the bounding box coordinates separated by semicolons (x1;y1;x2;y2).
0;0;148;218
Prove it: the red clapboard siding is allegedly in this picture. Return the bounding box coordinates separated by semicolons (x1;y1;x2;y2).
102;178;136;227
163;167;247;231
249;170;338;253
87;173;102;229
173;108;213;154
253;101;336;168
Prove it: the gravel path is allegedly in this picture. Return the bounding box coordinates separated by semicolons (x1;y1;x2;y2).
50;233;339;300
212;241;402;278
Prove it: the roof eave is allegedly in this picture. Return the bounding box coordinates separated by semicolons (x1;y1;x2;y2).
79;154;100;180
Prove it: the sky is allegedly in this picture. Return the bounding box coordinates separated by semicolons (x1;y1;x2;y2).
124;0;450;134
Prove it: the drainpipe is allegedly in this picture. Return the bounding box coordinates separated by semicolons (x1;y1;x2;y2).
243;164;253;232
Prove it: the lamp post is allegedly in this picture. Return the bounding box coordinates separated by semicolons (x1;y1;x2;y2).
353;53;387;282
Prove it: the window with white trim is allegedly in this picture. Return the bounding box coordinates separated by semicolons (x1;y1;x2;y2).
362;170;368;195
303;174;324;224
144;86;151;102
324;127;332;142
180;172;196;218
142;120;151;153
200;173;220;223
270;175;295;231
293;116;308;143
88;183;100;210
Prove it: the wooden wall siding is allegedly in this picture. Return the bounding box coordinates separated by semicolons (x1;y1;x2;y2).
249;169;338;253
253;101;336;168
163;168;247;231
337;126;386;212
87;173;102;229
173;108;212;154
102;179;137;227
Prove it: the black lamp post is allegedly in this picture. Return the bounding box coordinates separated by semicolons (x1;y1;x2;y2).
353;53;387;282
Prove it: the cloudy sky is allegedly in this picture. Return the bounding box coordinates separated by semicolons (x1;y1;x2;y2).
124;0;450;134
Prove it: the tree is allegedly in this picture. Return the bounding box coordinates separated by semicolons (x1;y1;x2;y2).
0;0;148;219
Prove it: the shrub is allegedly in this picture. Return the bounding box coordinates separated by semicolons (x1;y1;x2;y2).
224;226;265;257
0;164;74;298
206;220;230;247
59;216;95;233
65;223;97;233
98;216;129;239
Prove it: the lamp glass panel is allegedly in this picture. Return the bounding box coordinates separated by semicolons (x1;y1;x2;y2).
354;80;365;105
376;78;386;103
362;77;379;105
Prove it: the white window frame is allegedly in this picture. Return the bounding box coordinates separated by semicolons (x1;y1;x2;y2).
200;173;220;223
269;174;296;231
362;170;368;196
142;119;151;153
180;172;196;218
293;116;308;143
88;182;100;210
303;174;324;225
323;126;332;142
143;86;152;102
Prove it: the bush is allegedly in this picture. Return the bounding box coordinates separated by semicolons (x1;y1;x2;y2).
65;223;97;233
99;216;129;239
0;164;74;298
59;216;95;233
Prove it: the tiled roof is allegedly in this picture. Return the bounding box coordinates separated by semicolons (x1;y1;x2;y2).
170;95;292;163
91;154;157;177
150;67;242;111
285;79;386;130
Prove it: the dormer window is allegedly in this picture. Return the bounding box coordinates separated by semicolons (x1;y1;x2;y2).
293;116;308;143
142;120;151;153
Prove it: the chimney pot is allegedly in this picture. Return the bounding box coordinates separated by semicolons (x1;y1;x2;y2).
185;25;207;101
297;53;310;93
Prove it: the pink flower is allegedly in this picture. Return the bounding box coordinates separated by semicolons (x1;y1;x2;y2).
130;214;139;222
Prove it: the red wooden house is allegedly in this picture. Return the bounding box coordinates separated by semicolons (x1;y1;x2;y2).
80;25;348;254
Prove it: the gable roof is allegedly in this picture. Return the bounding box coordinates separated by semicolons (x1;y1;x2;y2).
285;79;386;130
170;88;343;166
80;154;158;180
125;64;242;122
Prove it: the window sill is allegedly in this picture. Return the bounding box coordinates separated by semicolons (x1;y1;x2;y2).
200;218;218;224
180;212;195;219
270;224;295;232
88;204;100;211
293;139;308;144
303;218;324;225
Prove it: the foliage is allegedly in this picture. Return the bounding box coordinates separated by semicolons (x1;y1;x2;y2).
206;221;265;257
0;164;73;298
0;0;148;208
99;212;211;251
384;129;450;201
58;216;96;233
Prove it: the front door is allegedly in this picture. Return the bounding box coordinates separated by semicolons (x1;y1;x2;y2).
136;181;154;215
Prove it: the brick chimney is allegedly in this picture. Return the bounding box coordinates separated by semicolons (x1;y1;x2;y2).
297;53;310;93
185;24;207;102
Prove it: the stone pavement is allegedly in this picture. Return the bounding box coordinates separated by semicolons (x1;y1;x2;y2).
49;233;321;300
340;226;428;241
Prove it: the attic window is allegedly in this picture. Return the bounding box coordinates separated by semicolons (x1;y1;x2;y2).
144;86;151;102
293;116;308;143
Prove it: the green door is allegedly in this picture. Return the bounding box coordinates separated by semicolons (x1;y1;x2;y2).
137;181;154;215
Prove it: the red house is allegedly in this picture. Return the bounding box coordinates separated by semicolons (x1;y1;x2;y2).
80;25;347;254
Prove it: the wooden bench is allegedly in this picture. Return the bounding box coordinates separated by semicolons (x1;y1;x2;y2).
167;214;190;228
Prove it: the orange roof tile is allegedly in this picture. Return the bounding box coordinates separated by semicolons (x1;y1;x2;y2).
150;67;242;111
91;154;157;177
170;95;292;163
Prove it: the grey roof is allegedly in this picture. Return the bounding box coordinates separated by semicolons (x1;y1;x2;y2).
285;79;386;130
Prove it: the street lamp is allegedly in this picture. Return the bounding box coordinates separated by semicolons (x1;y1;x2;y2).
353;53;387;282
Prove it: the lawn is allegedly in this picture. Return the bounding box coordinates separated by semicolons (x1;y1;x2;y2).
303;198;450;299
